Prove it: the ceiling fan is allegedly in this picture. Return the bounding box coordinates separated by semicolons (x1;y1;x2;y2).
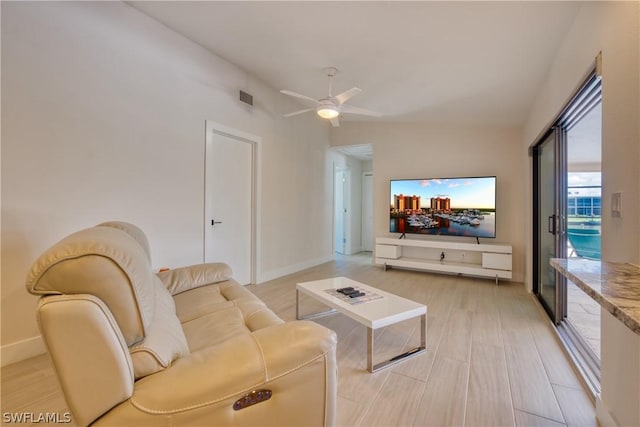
280;67;381;127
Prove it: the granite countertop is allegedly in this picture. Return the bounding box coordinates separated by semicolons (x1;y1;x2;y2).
550;258;640;336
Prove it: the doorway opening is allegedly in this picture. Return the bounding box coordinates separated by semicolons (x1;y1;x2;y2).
334;166;350;255
332;144;374;259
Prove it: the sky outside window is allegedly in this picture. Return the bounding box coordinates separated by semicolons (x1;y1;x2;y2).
390;177;496;209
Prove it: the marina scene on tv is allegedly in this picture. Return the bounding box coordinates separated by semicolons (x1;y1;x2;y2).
390;176;497;238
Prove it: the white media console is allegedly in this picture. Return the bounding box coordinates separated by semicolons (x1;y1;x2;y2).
375;237;512;283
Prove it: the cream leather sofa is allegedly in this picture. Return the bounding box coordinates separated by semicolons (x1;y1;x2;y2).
26;222;337;426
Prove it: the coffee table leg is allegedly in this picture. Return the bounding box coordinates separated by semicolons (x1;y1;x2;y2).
296;289;337;321
296;289;300;320
420;313;427;348
367;327;374;372
368;314;427;373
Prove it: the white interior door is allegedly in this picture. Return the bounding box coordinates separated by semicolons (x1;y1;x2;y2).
334;169;346;254
362;172;373;251
205;126;255;285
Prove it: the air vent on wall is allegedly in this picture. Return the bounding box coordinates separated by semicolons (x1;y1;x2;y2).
239;90;253;106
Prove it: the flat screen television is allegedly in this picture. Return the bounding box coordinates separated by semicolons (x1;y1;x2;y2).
389;176;496;238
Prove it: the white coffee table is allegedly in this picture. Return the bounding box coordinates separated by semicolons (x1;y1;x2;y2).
296;277;427;373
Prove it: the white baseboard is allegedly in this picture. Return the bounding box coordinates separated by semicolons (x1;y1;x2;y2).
1;335;46;367
258;255;334;284
596;397;618;427
348;247;364;256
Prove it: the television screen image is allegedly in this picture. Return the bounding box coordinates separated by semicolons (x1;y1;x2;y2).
390;176;496;238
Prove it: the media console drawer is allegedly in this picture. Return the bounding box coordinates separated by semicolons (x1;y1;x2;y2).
375;244;401;259
482;253;512;271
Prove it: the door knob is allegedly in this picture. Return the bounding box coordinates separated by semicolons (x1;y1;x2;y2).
211;219;223;226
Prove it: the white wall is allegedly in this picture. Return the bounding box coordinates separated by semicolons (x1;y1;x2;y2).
362;160;374;251
1;2;333;362
523;2;639;426
331;122;525;282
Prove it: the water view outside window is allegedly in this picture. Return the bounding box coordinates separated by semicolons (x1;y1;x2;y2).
567;172;601;260
566;171;601;360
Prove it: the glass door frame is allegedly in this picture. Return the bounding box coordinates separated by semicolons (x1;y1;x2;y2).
532;127;568;324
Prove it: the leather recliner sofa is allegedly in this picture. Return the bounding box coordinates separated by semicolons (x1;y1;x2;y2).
25;221;337;426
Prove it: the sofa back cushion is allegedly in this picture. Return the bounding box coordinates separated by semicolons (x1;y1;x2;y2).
26;226;156;345
26;223;193;378
129;277;189;379
97;221;152;263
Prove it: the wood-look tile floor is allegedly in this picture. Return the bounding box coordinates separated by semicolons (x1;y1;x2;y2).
1;253;596;427
566;280;601;360
249;253;596;427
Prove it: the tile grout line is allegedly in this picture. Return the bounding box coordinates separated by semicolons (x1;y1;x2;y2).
408;279;454;427
496;285;518;427
516;408;568;426
526;302;571;426
461;295;474;427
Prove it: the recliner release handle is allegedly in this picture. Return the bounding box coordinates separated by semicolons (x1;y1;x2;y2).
233;389;272;411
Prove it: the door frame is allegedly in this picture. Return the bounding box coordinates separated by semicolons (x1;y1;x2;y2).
333;164;351;255
362;171;373;252
204;120;261;284
532;127;567;324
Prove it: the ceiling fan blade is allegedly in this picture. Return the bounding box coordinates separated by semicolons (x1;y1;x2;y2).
283;108;315;118
280;90;318;104
339;104;382;117
330;117;340;127
333;87;362;105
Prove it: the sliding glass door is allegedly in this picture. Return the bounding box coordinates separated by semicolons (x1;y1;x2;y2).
534;128;567;324
532;65;602;394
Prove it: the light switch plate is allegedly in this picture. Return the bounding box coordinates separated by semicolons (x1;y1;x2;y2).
611;192;622;218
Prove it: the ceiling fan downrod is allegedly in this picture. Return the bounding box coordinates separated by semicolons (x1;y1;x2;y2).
324;67;338;97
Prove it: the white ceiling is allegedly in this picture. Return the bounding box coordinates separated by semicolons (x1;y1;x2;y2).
128;1;582;127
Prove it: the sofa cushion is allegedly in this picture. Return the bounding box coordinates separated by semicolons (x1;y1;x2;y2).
172;285;235;324
233;299;285;331
128;277;190;379
174;280;284;352
181;306;250;352
218;280;258;301
26;226;156;345
173;280;284;328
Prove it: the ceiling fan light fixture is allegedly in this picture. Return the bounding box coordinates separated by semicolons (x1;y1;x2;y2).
317;106;339;119
281;67;380;125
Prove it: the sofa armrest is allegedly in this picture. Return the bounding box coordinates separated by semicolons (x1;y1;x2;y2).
128;321;337;419
156;263;232;295
38;295;135;427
